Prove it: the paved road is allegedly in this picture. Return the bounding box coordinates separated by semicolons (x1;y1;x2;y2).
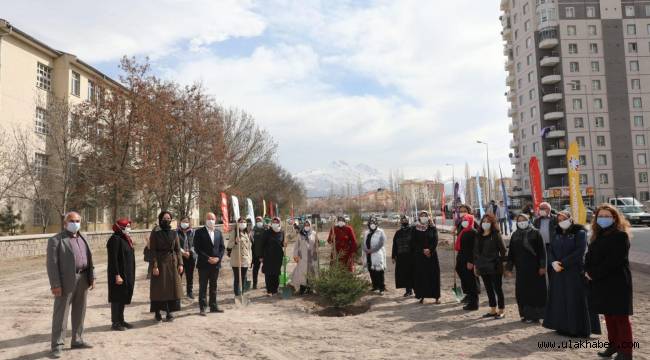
630;226;650;254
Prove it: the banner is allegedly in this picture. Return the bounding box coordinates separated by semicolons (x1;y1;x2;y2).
290;202;294;221
220;192;230;232
441;184;447;226
269;201;274;217
275;203;280;219
476;173;485;219
262;199;267;217
231;195;240;220
453;182;459;223
499;165;512;228
246;198;255;224
567;141;587;224
529;156;543;214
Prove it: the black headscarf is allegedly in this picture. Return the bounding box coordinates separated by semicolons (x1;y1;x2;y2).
158;210;173;230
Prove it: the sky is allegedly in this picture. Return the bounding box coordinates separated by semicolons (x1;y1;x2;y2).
3;0;512;181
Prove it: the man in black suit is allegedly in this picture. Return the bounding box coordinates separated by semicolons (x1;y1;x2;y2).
194;212;225;315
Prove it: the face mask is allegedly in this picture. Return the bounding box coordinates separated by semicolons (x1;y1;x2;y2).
66;221;81;233
559;219;572;230
238;223;247;230
597;217;614;229
401;221;409;228
124;226;132;234
459;212;468;219
205;220;216;228
337;221;345;227
517;221;529;230
461;221;469;228
272;223;281;232
539;210;548;217
180;222;189;229
256;222;263;228
160;219;171;228
369;224;377;230
481;223;491;231
303;226;311;232
419;217;428;224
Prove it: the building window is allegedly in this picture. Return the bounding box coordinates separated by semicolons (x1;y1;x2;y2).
523;3;529;15
528;71;534;83
629;42;638;53
580;174;588;185
566;7;575;18
527;54;532;65
599;174;609;185
630;60;640;72
519;95;524;106
591;61;600;72
637;134;646;145
625;5;635;17
88;80;97;101
533;142;538;153
573;98;583;110
529;89;535;100
579;155;587;166
627;24;637;35
641;191;650;201
588;25;597;36
640;172;649;183
518;79;522;88
34;107;48;135
633;97;643;108
634;115;644;127
577;136;586;147
595;117;605;128
71;71;80;97
632;79;641;90
514;29;519;40
597;135;606;147
638;153;647;165
594;98;603;109
570;62;579;72
521;129;526;139
516;45;520;56
570;80;581;91
592;79;601;90
34;153;48;176
568;25;576;36
648;24;650;35
36;62;52;91
590;43;598;54
575;117;584;128
568;43;578;54
586;6;596;18
597;154;608;166
524;20;530;31
523;145;528;155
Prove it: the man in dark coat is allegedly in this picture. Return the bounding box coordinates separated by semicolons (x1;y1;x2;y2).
177;217;196;299
107;218;136;331
194;212;225;315
261;217;286;296
392;215;414;296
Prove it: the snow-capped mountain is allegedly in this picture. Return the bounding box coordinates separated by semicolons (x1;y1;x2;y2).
295;161;388;197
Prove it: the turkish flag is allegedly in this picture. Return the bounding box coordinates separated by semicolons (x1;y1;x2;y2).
220;192;230;232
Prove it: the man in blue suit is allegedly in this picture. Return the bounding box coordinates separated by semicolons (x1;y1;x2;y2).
194;212;225;315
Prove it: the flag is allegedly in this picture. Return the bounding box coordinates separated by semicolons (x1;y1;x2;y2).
269;201;274;217
246;198;255;224
567;141;587;224
231;195;240;220
529;156;543;214
290;202;294;221
453;182;459;223
476;172;485;219
220;192;230;232
275;203;279;219
262;199;267;217
499;165;512;229
441;184;447;226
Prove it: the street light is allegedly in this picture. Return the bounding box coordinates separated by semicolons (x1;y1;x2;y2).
476;140;491;203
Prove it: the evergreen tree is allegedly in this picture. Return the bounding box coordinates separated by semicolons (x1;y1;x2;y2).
0;202;23;235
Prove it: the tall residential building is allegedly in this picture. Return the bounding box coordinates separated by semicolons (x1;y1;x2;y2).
502;0;650;207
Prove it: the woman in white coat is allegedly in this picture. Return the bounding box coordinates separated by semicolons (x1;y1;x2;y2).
363;217;387;294
292;220;319;295
227;218;252;297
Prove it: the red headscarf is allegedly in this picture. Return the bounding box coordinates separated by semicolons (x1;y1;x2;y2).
113;218;133;248
455;214;475;251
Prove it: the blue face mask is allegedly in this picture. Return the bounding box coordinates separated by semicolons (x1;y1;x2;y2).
596;217;614;229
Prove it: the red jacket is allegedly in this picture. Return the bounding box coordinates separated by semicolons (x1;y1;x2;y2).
328;225;358;270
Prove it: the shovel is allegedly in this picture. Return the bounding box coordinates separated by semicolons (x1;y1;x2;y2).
234;226;250;307
280;244;292;299
451;229;464;303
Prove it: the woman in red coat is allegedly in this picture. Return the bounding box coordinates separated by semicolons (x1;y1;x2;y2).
327;216;358;271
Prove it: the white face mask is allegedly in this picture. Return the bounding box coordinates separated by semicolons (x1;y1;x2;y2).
256;222;263;228
180;222;189;229
481;223;491;231
539;210;548;217
66;221;81;233
559;219;572;230
124;226;132;234
337;221;345;227
517;221;529;229
272;223;281;232
459;212;468;219
419;217;428;224
369;224;377;230
238;223;247;230
461;221;469;228
205;219;216;228
303;226;311;232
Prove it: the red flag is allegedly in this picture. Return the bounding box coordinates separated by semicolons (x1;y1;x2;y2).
441;185;446;226
269;201;274;217
529;156;543;214
220;192;230;232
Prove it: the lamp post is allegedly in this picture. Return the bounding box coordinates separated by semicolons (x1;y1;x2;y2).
477;140;491;204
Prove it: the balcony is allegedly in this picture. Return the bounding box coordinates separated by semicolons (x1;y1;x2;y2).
544;111;564;121
540;56;560;67
509;122;518;133
503;44;512;56
510;157;520;165
546;148;567;157
502;27;512;40
539;27;559;49
506;90;516;101
542;88;563;103
512;172;522;181
548;167;568;175
507;107;517;117
510;139;519;148
541;74;562;85
506;75;515;86
504;59;514;71
545;129;566;138
500;0;510;11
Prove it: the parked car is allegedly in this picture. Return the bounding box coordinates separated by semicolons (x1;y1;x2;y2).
618;205;650;226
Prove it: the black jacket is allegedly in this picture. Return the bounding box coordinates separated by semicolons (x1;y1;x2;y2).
473;231;507;275
458;229;477;262
177;228;196;259
194;226;225;270
106;233;136;304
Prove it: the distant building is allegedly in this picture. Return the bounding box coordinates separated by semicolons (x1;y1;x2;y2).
399;179;444;212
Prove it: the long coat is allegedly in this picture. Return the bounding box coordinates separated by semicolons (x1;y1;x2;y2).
262;229;285;275
392;225;414;289
543;225;600;336
328;225;358;271
227;231;252;268
506;227;547;319
291;230;319;287
107;232;136;304
585;228;633;315
149;229;183;301
411;225;441;299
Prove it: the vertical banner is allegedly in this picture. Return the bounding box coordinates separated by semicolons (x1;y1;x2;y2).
231;195;241;220
269;201;274;217
290;202;294;222
499;165;512;229
476;173;485;219
262;199;267;217
567;141;587;224
441;184;447;226
453;182;459;223
275;203;280;219
529;156;543;214
246;198;255;224
220;192;230;232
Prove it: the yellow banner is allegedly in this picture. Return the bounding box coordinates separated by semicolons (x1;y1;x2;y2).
567;142;587;224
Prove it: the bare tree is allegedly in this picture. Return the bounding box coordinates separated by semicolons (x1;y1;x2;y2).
0;128;26;204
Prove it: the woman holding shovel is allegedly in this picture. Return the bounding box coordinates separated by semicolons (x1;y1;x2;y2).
227;218;252;298
292;220;319;295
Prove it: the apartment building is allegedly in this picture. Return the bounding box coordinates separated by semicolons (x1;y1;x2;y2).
502;0;650;206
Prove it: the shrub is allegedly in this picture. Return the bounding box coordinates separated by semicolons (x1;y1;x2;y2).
310;262;370;308
348;211;364;260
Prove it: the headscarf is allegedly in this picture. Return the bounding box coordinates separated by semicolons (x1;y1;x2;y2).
415;211;429;232
113;218;133;248
455;213;475;251
399;215;410;229
300;220;312;238
158;210;173;230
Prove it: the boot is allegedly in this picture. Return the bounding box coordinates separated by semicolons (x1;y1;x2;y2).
613;353;632;360
598;345;617;358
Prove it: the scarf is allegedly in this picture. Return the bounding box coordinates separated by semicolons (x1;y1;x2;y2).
112;223;133;248
415;222;428;232
455;214;474;251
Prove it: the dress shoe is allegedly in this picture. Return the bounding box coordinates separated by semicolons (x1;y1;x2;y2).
111;323;126;331
154;312;162;322
71;342;93;349
165;313;175;322
597;346;617;357
494;313;505;320
482;312;498;318
187;292;195;300
50;348;62;359
121;321;133;329
463;304;479;311
199;308;207;316
210;307;224;313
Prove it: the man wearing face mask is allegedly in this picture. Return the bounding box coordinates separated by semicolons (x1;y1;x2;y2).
533;202;556;259
261;217;286;296
362;217;387;294
251;216;265;289
177;216;196;299
392;215;415;297
194;212;225;315
47;211;95;358
327;216;358;272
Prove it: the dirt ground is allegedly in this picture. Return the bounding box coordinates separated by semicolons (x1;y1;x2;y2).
0;228;648;360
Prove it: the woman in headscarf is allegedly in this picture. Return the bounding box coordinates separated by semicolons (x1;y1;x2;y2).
474;214;507;319
456;213;478;310
107;218;136;331
227;217;252;297
391;215;414;297
585;204;634;359
327;216;358;271
543;210;600;337
412;211;441;304
362;217;387;294
149;211;183;322
292;220;319;295
505;213;547;323
261;217;286;296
